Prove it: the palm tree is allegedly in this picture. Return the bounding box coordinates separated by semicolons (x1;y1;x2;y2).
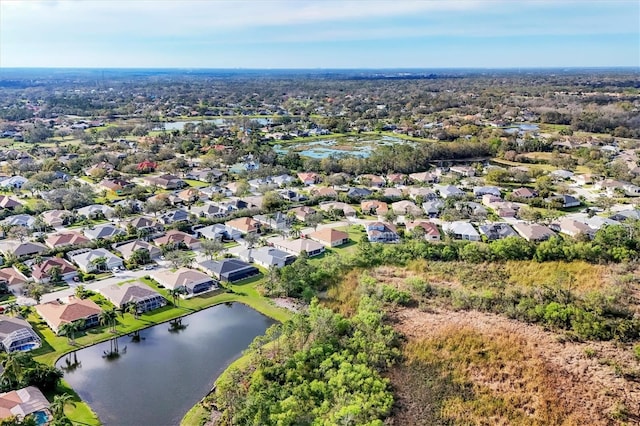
59;320;83;345
89;256;107;272
126;303;139;320
0;351;25;388
5;303;19;317
50;393;75;419
99;309;118;333
167;288;182;307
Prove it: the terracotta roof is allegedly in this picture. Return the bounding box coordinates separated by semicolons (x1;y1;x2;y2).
153;230;198;246
32;258;76;280
45;231;89;248
36;297;102;331
308;228;348;244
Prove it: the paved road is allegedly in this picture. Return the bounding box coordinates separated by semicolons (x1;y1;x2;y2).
14;267;171;306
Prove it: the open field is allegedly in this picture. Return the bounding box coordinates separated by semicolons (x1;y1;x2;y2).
389;308;639;425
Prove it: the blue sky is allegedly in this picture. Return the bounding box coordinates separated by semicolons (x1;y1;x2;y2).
1;0;638;68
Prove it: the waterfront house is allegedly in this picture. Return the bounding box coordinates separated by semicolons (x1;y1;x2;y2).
35;296;102;334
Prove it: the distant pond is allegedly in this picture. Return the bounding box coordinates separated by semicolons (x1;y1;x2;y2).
56;303;275;426
274;135;416;159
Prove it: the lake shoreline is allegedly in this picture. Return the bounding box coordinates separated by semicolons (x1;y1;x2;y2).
57;301;285;425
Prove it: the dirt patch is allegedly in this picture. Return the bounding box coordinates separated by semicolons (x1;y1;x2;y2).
388;307;640;425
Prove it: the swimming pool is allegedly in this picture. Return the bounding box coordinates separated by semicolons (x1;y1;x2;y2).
32;410;49;425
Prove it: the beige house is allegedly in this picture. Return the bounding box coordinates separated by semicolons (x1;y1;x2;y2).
35;297;102;334
307;228;349;248
114;240;162;261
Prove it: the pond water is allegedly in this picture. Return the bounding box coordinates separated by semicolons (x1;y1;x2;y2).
503;123;539;135
155;119;226;131
156;117;272;131
56;303;275;426
274;135;415;159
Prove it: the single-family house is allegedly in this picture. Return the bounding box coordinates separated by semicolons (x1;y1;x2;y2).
0;386;50;421
550;169;574;180
391;200;422;216
473;186;501;198
0;241;48;258
85;161;114;177
158;209;190;225
383;188;403;199
347;187;373;199
83;224;125;241
436;185;465;199
31;258;77;283
450;166;476;177
319;202;356;217
386;173;406;186
254;212;290;231
546;194;581;208
409;171;438;184
422;200;445;218
408;187;438;201
288;206;317;222
405;221;440;241
0;267;29;294
99;281;166;312
239;247;296;269
297;172;319;186
77;204;115;220
123;216;163;235
225;217;260;234
308;228;349;247
271;174;296;187
144;174;185;190
151;267;217;295
358;174;385;188
511;187;537;199
623;183;640;197
199;259;258;283
610;209;640;221
100;178;133;194
278;189;307;203
176;188;200;204
478;223;518;240
366;222;399;243
442;221;480;241
2;215;36;230
197;224;241;241
512;223;556;242
35;296;102;334
68;248;124;273
0;176;28;189
45;231;90;250
153;230;200;250
310;187;338;199
41;210;72;228
361;200;388;215
0;316;41;353
114;240;162;261
0;196;22;210
552;218;595;239
191;203;228;219
572;174;597;186
272;238;326;257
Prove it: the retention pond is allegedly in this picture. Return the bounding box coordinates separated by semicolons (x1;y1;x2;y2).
56;303;275;426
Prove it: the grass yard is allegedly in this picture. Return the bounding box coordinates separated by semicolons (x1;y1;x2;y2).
183;179;208;188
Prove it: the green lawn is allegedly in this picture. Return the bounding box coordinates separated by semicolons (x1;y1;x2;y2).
183;179;208;188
